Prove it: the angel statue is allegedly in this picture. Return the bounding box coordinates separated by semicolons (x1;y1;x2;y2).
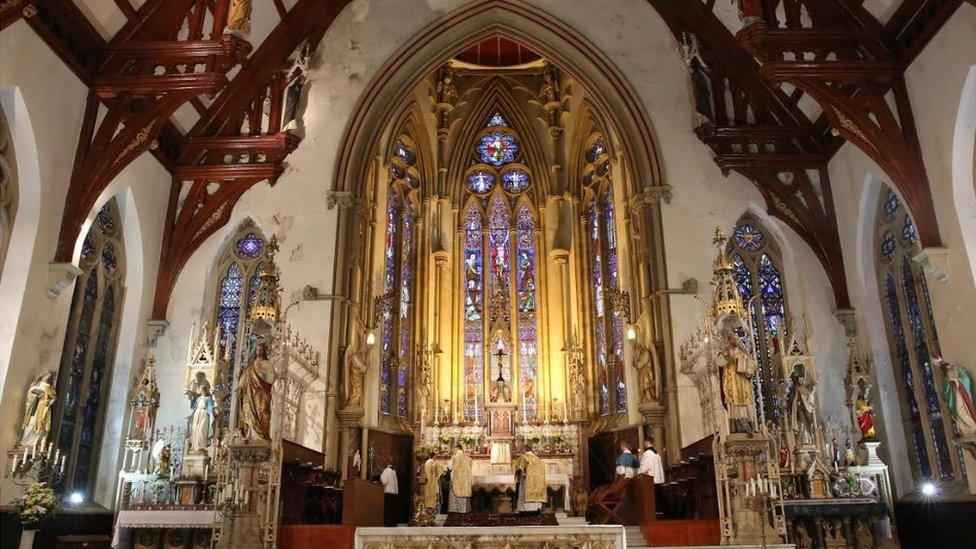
20;371;56;447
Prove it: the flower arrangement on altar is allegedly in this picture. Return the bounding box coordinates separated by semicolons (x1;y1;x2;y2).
15;481;56;528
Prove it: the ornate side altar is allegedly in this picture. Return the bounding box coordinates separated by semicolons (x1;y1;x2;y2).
682;230;895;548
113;237;321;549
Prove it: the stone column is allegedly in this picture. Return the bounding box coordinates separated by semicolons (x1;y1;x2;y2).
432;250;450;426
337;407;364;480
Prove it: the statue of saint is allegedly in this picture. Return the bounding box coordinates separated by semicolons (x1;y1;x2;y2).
787;365;816;444
633;339;658;403
344;344;369;409
854;396;876;440
539;65;560;105
937;357;976;436
237;342;273;440
152;440;171;477
19;371;56;448
717;318;758;434
225;0;251;35
514;444;547;512
447;446;473;513
132;359;160;438
436;66;458;105
187;386;215;453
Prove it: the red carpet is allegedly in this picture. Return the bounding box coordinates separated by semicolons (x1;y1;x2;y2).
642;519;721;546
278;525;356;549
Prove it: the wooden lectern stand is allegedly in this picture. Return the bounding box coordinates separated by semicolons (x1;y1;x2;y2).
625;475;657;524
342;477;384;526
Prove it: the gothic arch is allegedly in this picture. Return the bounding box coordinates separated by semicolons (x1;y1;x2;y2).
332;0;664;198
952;66;976;291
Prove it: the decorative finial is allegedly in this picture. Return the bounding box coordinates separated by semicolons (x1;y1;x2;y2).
710;226;745;318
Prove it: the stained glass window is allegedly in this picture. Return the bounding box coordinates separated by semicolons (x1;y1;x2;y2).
377;143;418;419
488;112;508;127
734;224;765;252
212;227;275;429
54;198;125;499
875;186;960;484
468;170;495;194
727;219;789;421
463;204;485;422
585;138;627;416
459;119;539;422
501;170;530;193
477;132;518;167
235;233;264;259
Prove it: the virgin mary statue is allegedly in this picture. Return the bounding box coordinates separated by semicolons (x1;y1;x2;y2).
237;342;272;440
20;371;56;447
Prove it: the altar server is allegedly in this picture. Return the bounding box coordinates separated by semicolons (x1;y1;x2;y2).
514;443;547;512
447;445;473;513
639;439;665;484
615;440;640;478
380;457;399;526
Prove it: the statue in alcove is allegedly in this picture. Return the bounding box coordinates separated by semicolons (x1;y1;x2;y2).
632;336;658;403
344;343;369;409
787;364;816;445
19;370;56;448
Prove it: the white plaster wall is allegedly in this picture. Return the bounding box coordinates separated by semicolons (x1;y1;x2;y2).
0;20;171;507
827;5;976;496
0;23;89;505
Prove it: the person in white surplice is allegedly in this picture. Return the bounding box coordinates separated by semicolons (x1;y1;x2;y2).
380;457;399;526
638;439;665;484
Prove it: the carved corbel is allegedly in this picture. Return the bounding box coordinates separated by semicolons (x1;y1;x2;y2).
912;247;950;285
145;319;169;347
45;262;82;298
833;308;857;338
325;190;360;210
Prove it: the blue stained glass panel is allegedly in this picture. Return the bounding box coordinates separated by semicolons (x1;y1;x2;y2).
102;244;118;275
734;224;765;252
902;215;918;246
378;301;394;415
880;231;896;263
501;170;530;193
468;170;495;194
397;208;415;417
885;274;932;479
477;132;518;166
902;257;954;479
758;254;785;337
586;138;606;163
463;205;485;422
235;233;264;259
395;140;416;165
884;191;901;219
81;234;95;262
384;193;400;292
488;112;508;127
95;203;115;235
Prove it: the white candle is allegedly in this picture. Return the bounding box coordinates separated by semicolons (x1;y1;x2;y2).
59;455;66;474
11;454;19;474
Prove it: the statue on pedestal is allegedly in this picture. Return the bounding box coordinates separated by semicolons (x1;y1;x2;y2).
237;342;273;440
718;320;758;434
19;371;56;448
936;356;976;436
787;365;816;445
187;384;215;453
632;337;658;403
131;358;160;439
344;343;369;409
225;0;251;35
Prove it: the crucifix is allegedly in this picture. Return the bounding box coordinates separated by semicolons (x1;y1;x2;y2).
490;340;512;404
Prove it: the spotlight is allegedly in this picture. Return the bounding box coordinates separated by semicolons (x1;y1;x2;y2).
68;491;85;505
921;482;937;497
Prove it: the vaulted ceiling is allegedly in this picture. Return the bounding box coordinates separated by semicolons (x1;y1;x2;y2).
0;0;967;318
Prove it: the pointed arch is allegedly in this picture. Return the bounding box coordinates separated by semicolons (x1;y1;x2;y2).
726;212;790;422
53;197;126;499
873;185;963;485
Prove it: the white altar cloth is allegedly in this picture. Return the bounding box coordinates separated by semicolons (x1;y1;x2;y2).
355;525;626;549
473;472;571;496
112;509;215;547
